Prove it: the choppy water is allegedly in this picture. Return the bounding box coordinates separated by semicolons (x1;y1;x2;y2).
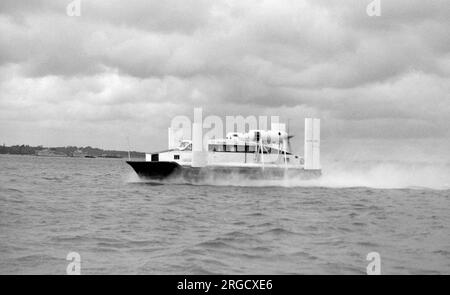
0;154;449;274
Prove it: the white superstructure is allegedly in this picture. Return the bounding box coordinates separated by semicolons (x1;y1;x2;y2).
145;118;321;171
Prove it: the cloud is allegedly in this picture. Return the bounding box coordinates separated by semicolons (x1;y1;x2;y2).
0;0;449;155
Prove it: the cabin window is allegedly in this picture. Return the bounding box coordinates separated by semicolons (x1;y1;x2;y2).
236;145;245;152
151;154;159;162
174;155;180;160
226;144;236;152
179;142;192;151
209;144;225;152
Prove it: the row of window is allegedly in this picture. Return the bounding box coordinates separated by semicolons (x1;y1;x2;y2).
209;144;254;152
208;144;287;154
180;143;290;155
173;153;293;161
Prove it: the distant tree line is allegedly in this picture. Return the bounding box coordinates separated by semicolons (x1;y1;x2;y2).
0;144;144;158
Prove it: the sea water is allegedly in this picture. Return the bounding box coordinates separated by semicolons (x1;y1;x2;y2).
0;154;449;274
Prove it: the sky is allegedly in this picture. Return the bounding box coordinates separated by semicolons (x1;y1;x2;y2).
0;0;449;163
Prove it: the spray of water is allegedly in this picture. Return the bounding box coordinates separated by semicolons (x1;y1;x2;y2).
195;163;450;189
124;170;143;183
125;160;450;190
300;161;450;189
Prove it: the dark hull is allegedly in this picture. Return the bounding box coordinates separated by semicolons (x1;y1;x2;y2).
126;161;321;183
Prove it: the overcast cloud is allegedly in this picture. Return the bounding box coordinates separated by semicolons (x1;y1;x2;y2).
0;0;449;160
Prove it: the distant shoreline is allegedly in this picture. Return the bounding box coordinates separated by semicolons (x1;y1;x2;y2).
0;154;143;160
0;144;145;159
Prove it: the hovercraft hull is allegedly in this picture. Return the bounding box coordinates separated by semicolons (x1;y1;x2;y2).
126;161;321;183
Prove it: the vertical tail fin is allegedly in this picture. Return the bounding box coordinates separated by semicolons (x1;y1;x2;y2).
304;118;320;170
191;122;207;167
168;127;174;149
